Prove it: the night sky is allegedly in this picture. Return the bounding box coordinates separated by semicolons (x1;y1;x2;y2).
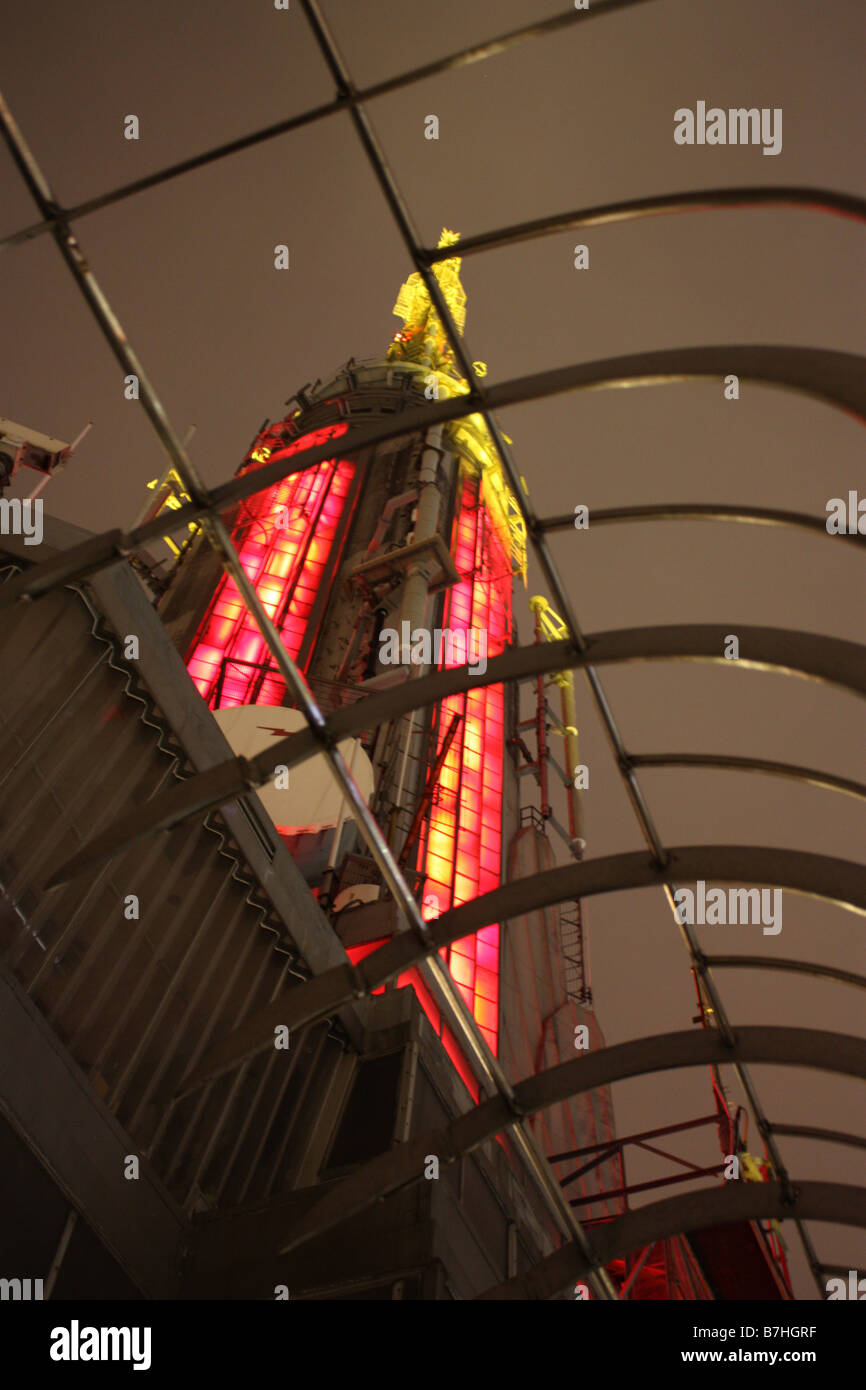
2;0;864;1298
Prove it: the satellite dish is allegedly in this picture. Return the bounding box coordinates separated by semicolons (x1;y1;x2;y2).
213;705;374;833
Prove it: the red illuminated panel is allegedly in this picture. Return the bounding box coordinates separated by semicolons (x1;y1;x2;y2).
417;473;512;1056
186;425;352;708
345;940;388;997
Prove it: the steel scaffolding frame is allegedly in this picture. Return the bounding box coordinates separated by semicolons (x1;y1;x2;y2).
2;0;865;1299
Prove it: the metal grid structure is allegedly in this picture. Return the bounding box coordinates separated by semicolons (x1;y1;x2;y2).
2;0;865;1300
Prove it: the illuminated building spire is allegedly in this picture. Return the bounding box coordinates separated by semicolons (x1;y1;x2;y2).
388;228;466;376
387;228;528;583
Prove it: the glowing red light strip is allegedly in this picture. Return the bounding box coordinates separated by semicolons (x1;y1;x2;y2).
399;473;512;1061
186;425;351;708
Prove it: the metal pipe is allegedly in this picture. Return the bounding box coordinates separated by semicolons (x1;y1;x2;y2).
550;1111;721;1164
43;1209;78;1299
619;1244;652;1300
538;500;866;545
390;712;416;851
425;186;866;265
559;674;583;846
397;712;461;868
325;737;360;874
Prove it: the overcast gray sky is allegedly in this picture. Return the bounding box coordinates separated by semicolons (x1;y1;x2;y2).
2;0;864;1298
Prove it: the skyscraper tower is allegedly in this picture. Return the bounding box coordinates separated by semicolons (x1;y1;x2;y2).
159;230;619;1193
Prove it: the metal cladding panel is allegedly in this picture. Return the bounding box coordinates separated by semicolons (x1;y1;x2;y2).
0;559;354;1224
501;825;621;1216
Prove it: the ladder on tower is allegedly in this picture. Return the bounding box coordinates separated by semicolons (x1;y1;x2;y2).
559;898;592;1008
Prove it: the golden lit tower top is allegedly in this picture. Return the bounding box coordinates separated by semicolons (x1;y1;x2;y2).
389;229;528;583
388;229;467;376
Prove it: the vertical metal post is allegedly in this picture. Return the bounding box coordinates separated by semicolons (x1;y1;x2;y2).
43;1209;78;1299
532;603;550;821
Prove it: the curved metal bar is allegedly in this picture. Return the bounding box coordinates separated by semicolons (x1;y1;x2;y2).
270;1027;866;1258
4;344;866;611
477;1180;866;1300
44;624;866;888
425;187;866;264
510;1025;866;1120
767;1123;866;1154
538;501;866;550
627;752;866;803
433;844;866;944
575;623;866;698
706;955;866;992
